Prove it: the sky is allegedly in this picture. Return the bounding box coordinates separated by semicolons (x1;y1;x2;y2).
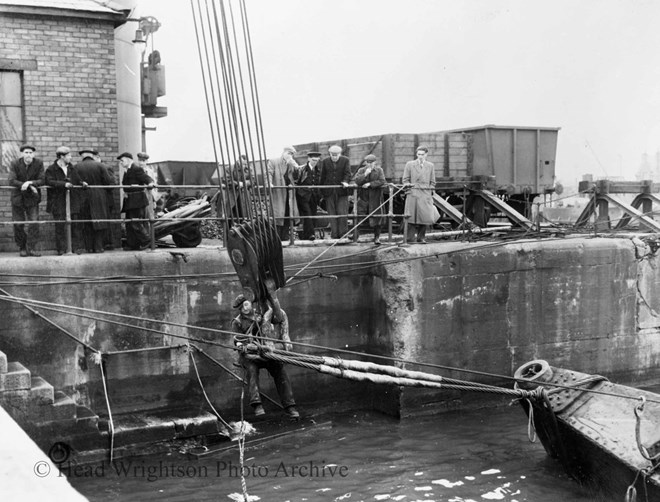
136;0;660;189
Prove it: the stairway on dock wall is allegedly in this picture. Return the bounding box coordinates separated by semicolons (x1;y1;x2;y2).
0;349;221;462
0;350;101;448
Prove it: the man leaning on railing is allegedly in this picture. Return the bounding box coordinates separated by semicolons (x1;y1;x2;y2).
8;144;45;257
45;146;80;255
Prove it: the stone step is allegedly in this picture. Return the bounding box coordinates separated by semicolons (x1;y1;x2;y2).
97;410;219;447
75;405;99;429
29;376;54;406
2;362;31;392
33;406;100;436
0;389;29;420
32;391;77;423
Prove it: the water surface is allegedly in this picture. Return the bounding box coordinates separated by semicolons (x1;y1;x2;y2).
68;402;620;502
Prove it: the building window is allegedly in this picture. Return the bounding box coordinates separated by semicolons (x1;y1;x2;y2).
0;70;23;173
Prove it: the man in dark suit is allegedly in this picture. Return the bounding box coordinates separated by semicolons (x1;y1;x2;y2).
45;146;81;255
75;148;115;253
119;152;154;250
318;145;352;239
294;151;321;241
8;144;45;256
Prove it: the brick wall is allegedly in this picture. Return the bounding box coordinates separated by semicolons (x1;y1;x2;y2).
0;13;120;252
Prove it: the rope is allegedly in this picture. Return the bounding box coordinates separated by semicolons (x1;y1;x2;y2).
192;344;283;409
262;346;546;400
634;396;660;464
0;294;236;349
238;367;250;501
285;183;408;285
188;344;232;430
97;355;115;463
0;287;98;353
626;466;652;502
525;399;537;443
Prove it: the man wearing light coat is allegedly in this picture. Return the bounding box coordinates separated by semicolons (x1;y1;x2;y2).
402;146;439;243
267;146;300;240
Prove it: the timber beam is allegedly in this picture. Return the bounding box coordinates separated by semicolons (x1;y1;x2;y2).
576;179;660;232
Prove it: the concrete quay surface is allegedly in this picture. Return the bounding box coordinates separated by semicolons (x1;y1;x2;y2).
0;233;659;456
0;403;87;500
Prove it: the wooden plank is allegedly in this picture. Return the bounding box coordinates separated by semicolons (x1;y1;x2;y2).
448;147;468;156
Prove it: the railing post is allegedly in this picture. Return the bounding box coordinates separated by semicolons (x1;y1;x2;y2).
149;215;155;251
65;188;72;254
387;184;393;242
462;184;467;238
401;215;410;246
288;186;295;246
352;186;359;243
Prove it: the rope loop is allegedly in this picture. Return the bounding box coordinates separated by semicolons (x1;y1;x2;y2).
524;399;537;443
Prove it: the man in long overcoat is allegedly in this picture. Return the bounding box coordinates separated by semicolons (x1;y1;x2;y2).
318;145;352;239
119;152;154;250
8;144;45;256
75;148;115;253
402;146;439;243
267;146;300;240
353;154;386;245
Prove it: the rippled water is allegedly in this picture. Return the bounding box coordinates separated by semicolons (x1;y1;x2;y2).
67;402;622;502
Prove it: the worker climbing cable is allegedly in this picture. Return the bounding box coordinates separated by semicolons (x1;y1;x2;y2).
230;289;299;419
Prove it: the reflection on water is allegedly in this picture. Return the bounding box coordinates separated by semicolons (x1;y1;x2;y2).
67;401;626;502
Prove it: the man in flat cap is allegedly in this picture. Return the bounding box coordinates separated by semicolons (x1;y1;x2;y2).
294;151;322;241
45;146;83;255
74;148;115;253
136;152;158;220
267;146;300;240
353;154;386;245
319;145;352;239
231;293;299;419
8;145;45;256
119;152;154;250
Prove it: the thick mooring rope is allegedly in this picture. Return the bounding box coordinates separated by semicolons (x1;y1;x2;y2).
261;347;545;401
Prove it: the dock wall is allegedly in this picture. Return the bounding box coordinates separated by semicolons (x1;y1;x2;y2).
0;236;658;422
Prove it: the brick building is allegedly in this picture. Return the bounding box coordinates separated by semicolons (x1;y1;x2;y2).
0;1;131;252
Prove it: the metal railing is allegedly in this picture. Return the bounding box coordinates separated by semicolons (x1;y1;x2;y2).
0;182;438;252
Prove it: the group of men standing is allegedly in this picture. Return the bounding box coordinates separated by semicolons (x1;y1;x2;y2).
267;144;380;242
7;144;154;256
264;144;438;244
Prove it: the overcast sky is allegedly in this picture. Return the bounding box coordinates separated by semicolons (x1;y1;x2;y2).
137;0;660;187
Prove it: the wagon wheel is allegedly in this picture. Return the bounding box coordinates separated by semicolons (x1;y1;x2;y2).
172;224;202;248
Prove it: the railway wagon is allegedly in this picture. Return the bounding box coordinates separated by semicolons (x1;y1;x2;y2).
293;124;559;204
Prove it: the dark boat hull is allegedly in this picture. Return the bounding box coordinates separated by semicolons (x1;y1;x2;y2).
515;360;660;500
